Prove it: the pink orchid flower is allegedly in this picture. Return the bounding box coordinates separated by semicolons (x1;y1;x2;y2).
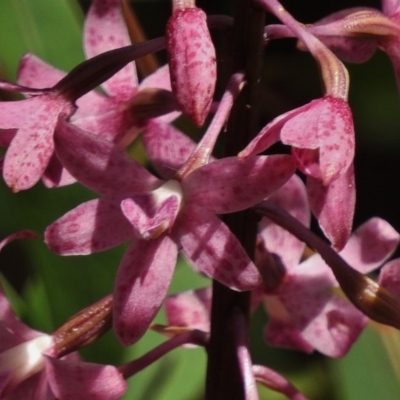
0;0;174;190
45;117;296;345
0;232;126;400
257;176;400;357
244;0;356;250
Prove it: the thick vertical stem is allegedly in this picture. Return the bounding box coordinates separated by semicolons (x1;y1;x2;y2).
205;1;265;399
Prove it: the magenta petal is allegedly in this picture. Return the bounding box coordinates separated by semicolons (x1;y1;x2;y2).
165;287;212;332
176;205;261;291
239;106;304;157
339;218;400;274
264;318;314;354
0;97;43;129
41;153;76;188
114;236;177;345
142;120;196;179
17;53;65;88
121;194;180;238
308;165;355;251
184;155;296;214
282;97;355;184
0;129;16;147
84;0;137;100
45;198;134;255
3;96;71;191
54;119;161;197
383;0;400;15
379;259;400;301
274;258;367;357
45;357;127;400
259;175;310;270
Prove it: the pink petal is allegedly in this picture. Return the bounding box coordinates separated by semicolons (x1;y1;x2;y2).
72;95;133;144
121;194;180;239
41;154;76;188
384;0;400;14
142;120;196;179
165;287;212;332
271;258;367;357
307;165;355;251
282;97;355;184
239;103;312;157
183;155;296;214
308;8;379;63
3;96;73;191
45;357;127;400
166;7;216;126
54;119;161;197
45;198;134;255
379;259;400;300
139;65;181;123
176;205;261;291
113;236;177;345
264;318;314;354
339;218;400;274
0;97;44;129
259;175;310;270
0;130;16;147
84;0;137;100
17;53;65;88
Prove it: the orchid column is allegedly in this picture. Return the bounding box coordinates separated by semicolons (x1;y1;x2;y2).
205;1;265;398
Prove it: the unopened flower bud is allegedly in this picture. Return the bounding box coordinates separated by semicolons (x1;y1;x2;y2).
166;3;217;126
52;295;112;358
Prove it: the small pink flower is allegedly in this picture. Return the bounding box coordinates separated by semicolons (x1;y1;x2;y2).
45;118;296;345
257;178;400;357
240;96;355;249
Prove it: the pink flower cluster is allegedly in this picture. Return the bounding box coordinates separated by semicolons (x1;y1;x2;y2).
1;0;400;398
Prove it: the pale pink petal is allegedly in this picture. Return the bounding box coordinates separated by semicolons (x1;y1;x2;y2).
3;96;73;191
45;198;134;255
45;357;127;400
142;120;196;179
379;259;400;300
114;236;177;345
165;287;212;332
259;175;310;270
54;119;161;197
17;54;65;88
84;0;137;100
176;205;260;291
339;218;400;274
307;165;355;251
282;97;354;184
183;155;296;214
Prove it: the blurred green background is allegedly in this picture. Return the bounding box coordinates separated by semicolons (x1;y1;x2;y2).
1;0;400;399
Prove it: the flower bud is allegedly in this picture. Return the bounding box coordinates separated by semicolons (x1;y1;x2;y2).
166;4;217;126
